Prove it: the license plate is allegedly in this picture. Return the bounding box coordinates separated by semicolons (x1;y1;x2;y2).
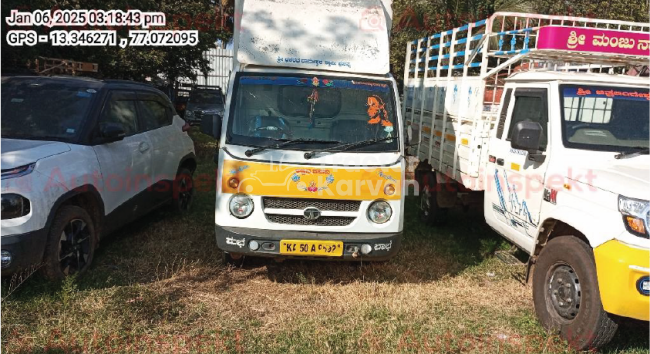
280;240;343;257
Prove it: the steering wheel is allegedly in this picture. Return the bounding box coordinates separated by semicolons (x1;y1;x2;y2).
254;125;292;139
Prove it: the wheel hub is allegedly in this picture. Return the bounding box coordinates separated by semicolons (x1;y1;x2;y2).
59;219;91;275
548;264;581;320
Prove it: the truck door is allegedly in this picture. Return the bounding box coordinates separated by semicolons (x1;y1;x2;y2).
484;86;550;250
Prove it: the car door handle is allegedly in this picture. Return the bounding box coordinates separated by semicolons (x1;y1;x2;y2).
139;141;150;153
496;158;504;166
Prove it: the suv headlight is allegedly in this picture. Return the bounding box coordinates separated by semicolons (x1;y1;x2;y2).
1;163;35;180
229;194;254;218
368;200;392;224
1;194;31;220
619;195;649;238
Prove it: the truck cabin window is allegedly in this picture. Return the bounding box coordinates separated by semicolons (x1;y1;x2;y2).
1;78;97;143
227;75;398;152
507;90;549;151
561;85;649;152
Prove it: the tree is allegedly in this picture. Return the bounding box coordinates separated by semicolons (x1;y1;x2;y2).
1;0;232;87
389;0;649;85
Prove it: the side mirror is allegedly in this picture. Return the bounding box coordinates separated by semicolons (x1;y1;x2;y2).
201;113;222;140
511;121;546;163
511;121;542;152
100;123;125;143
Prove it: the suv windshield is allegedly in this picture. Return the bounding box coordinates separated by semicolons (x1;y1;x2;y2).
189;90;223;105
1;78;98;142
560;85;649;153
227;74;399;152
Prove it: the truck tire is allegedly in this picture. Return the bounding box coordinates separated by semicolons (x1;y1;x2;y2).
532;236;618;350
418;172;448;226
41;206;97;281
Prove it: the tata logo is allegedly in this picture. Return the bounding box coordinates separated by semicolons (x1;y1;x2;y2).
303;207;321;220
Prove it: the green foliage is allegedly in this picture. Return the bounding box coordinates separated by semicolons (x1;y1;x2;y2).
1;0;231;84
389;0;650;86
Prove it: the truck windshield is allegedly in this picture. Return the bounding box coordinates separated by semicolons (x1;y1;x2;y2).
560;85;649;153
1;78;97;143
226;74;399;152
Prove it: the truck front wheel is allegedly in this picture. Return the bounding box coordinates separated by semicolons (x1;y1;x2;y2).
532;236;618;350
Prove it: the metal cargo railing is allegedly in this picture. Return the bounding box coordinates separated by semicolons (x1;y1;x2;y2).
402;12;649;187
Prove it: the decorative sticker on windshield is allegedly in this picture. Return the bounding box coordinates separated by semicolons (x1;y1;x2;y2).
307;88;319;128
366;95;393;135
566;87;650;101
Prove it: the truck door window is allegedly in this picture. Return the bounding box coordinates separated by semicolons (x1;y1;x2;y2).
507;89;548;150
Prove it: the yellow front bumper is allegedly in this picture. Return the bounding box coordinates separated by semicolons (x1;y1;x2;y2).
594;240;650;321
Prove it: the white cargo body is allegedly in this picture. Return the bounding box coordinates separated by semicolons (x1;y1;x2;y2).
403;12;650;190
234;0;392;75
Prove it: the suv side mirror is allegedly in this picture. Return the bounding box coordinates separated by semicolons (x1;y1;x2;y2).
100;123;126;143
200;113;222;140
511;121;546;163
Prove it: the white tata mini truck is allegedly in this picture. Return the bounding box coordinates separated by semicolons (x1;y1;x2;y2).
201;0;405;262
403;12;649;351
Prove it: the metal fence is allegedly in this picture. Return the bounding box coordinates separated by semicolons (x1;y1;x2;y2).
179;48;233;92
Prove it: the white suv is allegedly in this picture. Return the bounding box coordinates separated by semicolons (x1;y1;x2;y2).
1;76;196;280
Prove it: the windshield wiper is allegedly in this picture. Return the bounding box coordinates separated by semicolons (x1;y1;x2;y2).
304;136;396;160
615;147;650;159
244;138;340;157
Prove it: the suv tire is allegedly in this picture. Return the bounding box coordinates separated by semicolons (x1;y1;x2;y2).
42;206;97;280
172;167;194;213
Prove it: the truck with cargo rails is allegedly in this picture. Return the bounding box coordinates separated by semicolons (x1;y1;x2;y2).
201;0;405;262
403;12;650;351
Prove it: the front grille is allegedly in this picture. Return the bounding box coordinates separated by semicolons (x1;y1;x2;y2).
266;214;355;226
262;197;361;212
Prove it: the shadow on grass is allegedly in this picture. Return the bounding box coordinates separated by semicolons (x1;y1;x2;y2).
2;129;505;294
211;196;506;285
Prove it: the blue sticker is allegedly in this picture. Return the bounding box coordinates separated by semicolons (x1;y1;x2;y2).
77;91;92;98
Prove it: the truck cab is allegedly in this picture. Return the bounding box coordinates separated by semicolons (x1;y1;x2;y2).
484;72;649;337
402;12;649;350
202;0;405;262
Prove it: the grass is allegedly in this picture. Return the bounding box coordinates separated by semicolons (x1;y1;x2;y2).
1;128;648;354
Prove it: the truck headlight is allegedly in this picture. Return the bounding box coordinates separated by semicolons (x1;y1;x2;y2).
1;194;31;220
619;195;649;238
229;194;254;219
368;200;392;224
